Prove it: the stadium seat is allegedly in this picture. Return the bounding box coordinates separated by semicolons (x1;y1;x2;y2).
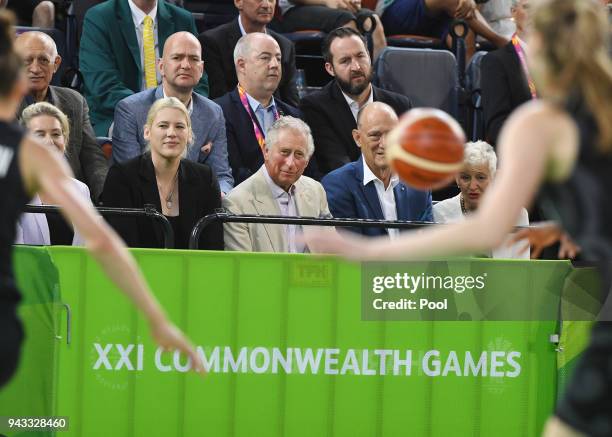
465;50;488;141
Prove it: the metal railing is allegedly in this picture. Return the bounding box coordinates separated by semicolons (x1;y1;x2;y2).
188;212;433;250
23;204;175;249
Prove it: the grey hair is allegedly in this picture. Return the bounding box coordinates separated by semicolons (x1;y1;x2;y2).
265;116;315;158
18;31;58;58
233;32;278;66
464;141;497;176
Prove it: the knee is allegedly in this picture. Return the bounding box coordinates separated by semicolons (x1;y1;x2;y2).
34;1;55;23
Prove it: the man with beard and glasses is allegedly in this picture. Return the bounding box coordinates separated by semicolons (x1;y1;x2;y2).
300;27;412;176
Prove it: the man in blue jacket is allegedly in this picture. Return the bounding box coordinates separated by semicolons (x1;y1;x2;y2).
322;102;432;237
80;0;209;136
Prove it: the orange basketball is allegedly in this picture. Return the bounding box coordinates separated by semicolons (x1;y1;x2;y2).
386;108;465;190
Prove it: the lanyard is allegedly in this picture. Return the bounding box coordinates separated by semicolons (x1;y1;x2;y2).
237;85;280;151
511;34;537;100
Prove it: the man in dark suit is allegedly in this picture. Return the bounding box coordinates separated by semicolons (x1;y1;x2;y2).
322;102;432;237
198;0;299;106
300;27;412;176
214;33;301;185
481;0;532;147
79;0;209;136
15;31;108;200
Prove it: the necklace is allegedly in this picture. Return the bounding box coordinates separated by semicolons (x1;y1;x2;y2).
160;167;180;210
460;195;468;216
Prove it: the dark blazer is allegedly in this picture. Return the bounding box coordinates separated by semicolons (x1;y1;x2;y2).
80;0;209;136
321;156;433;237
100;153;223;250
214;88;302;184
199;17;299;107
481;42;532;147
300;81;412;176
19;86;109;201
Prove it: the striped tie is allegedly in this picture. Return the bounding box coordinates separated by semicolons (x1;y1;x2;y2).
143;15;157;89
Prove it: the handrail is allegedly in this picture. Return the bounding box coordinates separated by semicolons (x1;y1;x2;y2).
188;212;433;250
22;204;175;249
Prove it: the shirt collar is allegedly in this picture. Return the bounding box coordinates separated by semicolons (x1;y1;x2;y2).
162;88;194;115
245;91;276;115
362;156;399;188
128;0;157;26
24;89;53;107
340;84;373;111
262;165;297;196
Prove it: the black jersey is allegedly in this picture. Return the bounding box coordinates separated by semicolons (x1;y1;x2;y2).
0;120;29;308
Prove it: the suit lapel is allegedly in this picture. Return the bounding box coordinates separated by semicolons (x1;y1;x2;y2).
231;89;264;158
138;154;165;245
117;0;142;75
356;158;384;220
506;43;532;101
177;162;200;246
49;87;79;171
252;168;285;252
329;82;360;159
393;184;410;221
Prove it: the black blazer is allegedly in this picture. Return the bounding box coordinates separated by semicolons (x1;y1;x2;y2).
481;42;532;147
300;81;413;176
100;153;223;250
199;18;299;107
214;88;302;184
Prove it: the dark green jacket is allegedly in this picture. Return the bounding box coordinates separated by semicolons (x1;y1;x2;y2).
79;0;209;136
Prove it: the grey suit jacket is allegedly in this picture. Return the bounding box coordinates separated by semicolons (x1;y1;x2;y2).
19;86;109;200
112;85;234;193
15;178;91;246
222;166;332;252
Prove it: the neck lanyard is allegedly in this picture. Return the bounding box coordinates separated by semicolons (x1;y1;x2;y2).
237;85;280;151
511;34;537;100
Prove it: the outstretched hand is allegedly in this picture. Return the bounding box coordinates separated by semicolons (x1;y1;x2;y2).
150;319;205;374
303;228;372;260
509;222;581;259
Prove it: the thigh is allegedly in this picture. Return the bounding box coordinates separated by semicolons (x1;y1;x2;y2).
281;5;356;33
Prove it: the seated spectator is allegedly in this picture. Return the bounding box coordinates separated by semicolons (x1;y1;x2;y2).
272;0;388;60
198;0;299;106
375;0;509;60
433;140;529;259
101;97;224;249
322;102;432;236
481;0;532;147
215;33;301;185
112;32;233;194
80;0;209;136
301;27;411;176
16;103;92;246
0;0;54;27
223;116;331;252
479;0;515;40
15;31;108;201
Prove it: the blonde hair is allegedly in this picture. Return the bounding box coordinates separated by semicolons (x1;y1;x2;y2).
531;0;612;151
21;102;70;147
144;97;194;156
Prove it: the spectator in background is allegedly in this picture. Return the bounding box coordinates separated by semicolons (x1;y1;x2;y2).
479;0;516;40
433;141;529;259
481;0;532;147
101;97;224;250
15;31;108;201
301;27;411;176
272;0;388;60
215;33;301;185
112;32;233;194
0;0;54;27
223;116;332;253
80;0;209;136
198;0;299;106
322;102;432;236
16;103;92;246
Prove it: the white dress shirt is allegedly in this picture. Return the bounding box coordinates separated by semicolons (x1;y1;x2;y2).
128;0;161;90
363;158;400;239
341;85;374;122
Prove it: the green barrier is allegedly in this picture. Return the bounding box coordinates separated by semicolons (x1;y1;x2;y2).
0;247;598;437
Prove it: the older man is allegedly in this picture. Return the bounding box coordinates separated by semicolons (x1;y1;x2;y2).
198;0;298;105
112;32;233;194
15;31;108;200
215;32;301;185
223;116;331;253
300;27;412;176
322;102;432;237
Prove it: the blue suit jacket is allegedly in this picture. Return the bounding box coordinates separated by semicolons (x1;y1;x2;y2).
214;88;302;185
112;86;233;193
321;156;433;236
80;0;209;136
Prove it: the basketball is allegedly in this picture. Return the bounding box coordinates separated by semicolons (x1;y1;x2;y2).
385;108;466;190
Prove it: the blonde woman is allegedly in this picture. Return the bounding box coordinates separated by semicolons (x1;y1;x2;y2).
16;102;91;246
101;97;224;249
306;1;612;434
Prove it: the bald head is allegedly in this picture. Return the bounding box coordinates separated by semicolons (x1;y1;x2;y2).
233;32;279;66
357;102;398;129
162;31;201;58
15;31;61;100
159;31;204;93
